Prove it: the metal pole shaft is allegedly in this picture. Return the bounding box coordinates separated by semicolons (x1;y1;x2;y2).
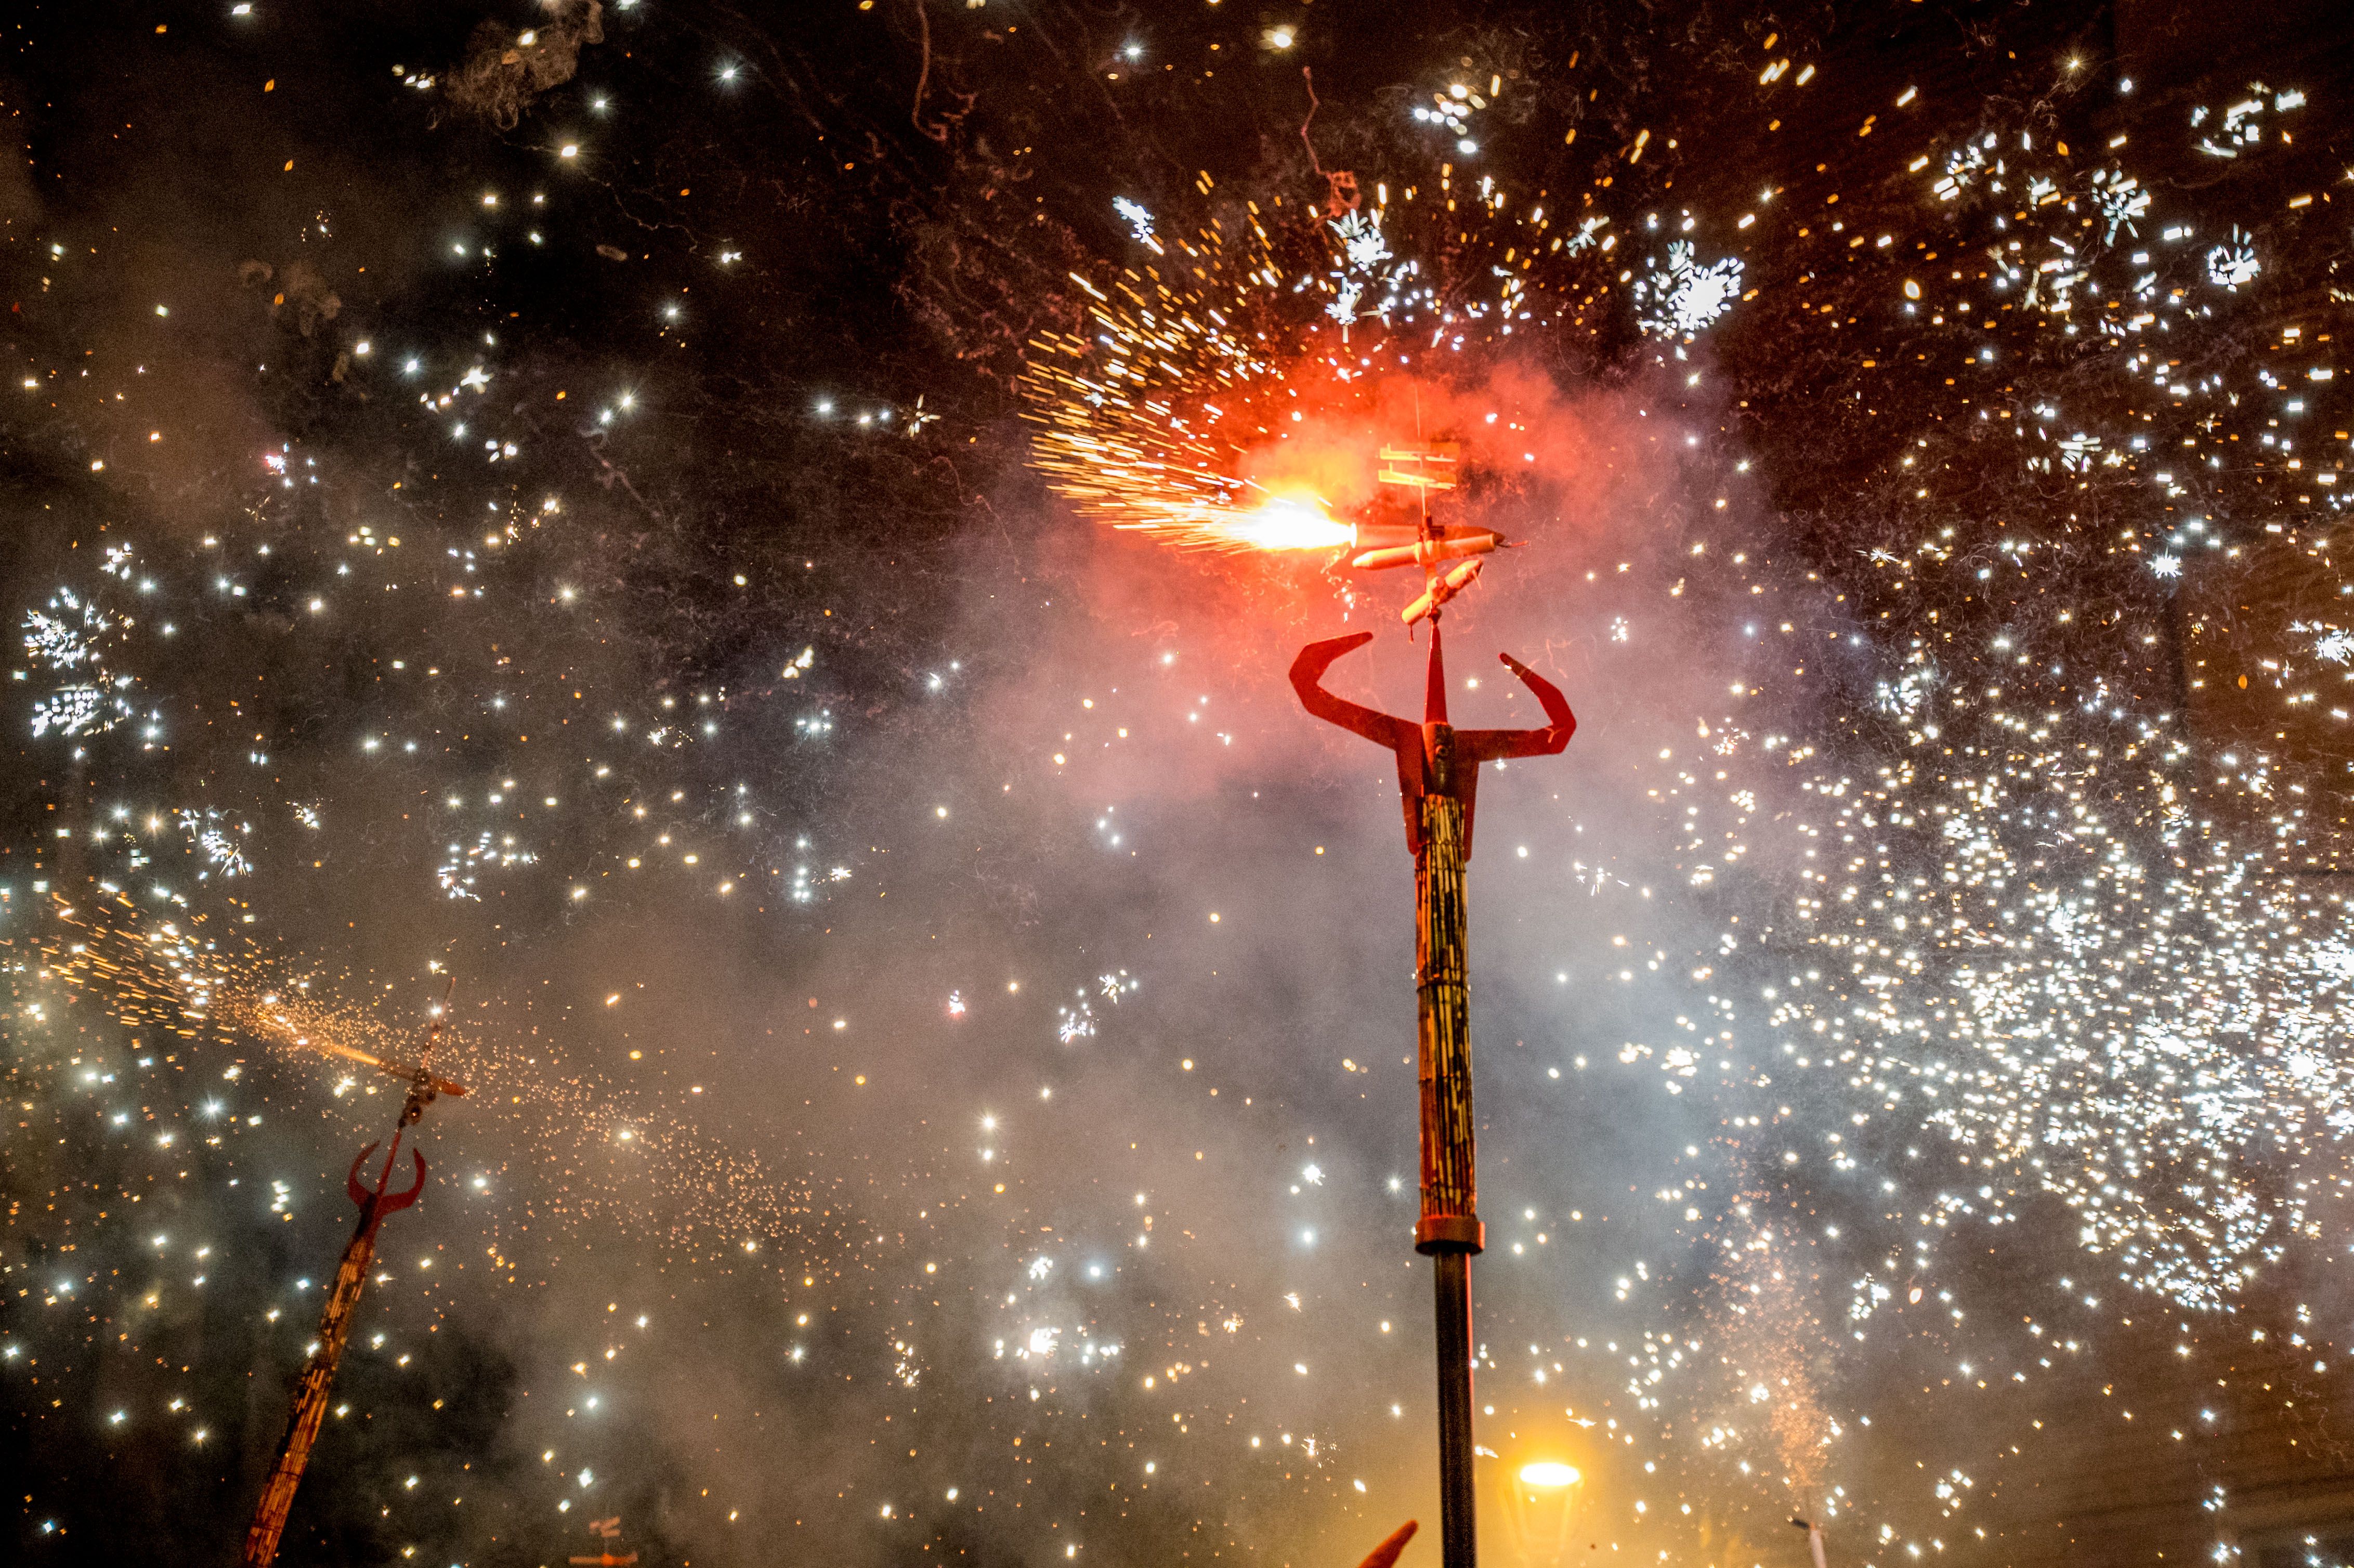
241;1206;382;1567
1415;782;1480;1568
1432;1250;1476;1567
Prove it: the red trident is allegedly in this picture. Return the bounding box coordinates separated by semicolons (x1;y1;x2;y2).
240;982;466;1568
1292;623;1575;1568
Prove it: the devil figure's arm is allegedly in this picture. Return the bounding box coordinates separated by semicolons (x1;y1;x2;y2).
1291;631;1431;848
1456;651;1576;764
1289;633;1420;752
1453;652;1576;860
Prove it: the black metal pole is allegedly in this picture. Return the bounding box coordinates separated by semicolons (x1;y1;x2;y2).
1432;1249;1477;1568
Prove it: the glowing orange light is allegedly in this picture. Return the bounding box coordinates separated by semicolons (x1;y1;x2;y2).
1518;1461;1580;1488
1118;493;1352;554
1218;495;1352;551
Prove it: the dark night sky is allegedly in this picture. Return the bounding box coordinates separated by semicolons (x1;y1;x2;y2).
5;3;2354;1566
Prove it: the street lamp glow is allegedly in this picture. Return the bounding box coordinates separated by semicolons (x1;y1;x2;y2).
1519;1461;1580;1488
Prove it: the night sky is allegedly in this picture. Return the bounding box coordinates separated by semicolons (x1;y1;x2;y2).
6;3;2354;1566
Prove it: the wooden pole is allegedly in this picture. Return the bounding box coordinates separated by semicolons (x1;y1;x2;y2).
239;1151;402;1567
1413;655;1482;1568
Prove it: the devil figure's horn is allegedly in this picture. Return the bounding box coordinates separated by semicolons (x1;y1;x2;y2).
348;1142;382;1209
